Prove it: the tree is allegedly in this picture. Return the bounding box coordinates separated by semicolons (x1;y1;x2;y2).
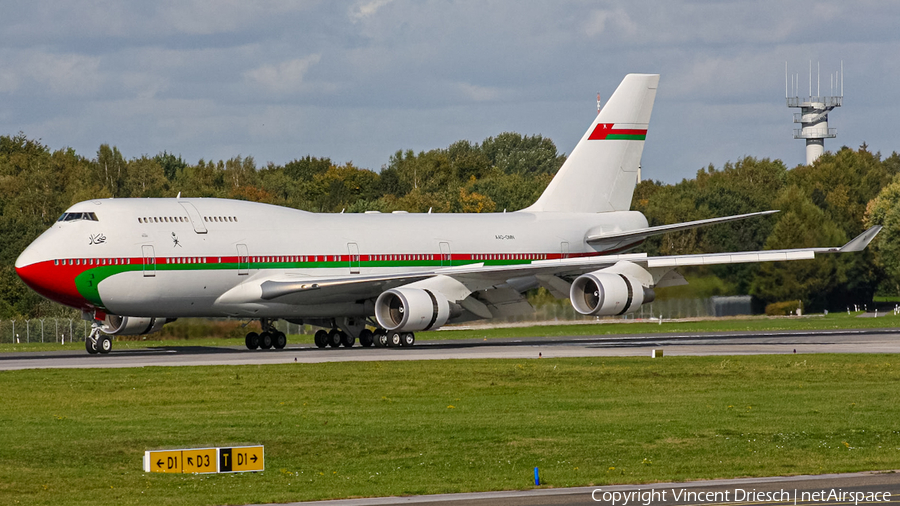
864;175;900;295
468;173;550;211
480;132;565;175
125;156;168;198
787;146;892;239
96;144;128;197
284;155;331;182
692;157;786;292
155;151;188;181
447;140;492;181
224;155;258;191
257;165;298;206
750;185;849;311
0;127;894;317
307;163;381;212
174;159;225;198
451;185;496;213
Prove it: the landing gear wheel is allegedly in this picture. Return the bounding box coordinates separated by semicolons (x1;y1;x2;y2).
374;331;388;348
327;329;342;348
340;332;355;348
86;337;99;354
314;329;328;348
273;331;287;349
96;335;112;354
245;332;260;350
387;331;402;348
259;332;273;349
359;329;374;347
400;332;415;347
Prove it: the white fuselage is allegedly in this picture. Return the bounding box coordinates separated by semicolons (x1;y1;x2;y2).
15;198;648;319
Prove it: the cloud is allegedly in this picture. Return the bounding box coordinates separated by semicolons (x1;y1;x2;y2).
4;1;900;182
159;0;309;36
583;8;638;38
0;50;102;96
351;0;396;20
243;55;322;94
456;82;502;102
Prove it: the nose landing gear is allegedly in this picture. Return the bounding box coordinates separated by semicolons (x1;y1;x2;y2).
85;322;112;355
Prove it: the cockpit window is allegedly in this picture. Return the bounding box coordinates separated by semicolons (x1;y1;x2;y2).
57;212;99;222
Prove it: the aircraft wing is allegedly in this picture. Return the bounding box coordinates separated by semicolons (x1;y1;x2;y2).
234;225;881;306
258;273;434;302
585;210;778;251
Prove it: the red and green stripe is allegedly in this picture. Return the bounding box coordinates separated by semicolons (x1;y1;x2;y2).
588;123;647;141
30;244;642;311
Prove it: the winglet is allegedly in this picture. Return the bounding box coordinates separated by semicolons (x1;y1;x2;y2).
838;225;882;252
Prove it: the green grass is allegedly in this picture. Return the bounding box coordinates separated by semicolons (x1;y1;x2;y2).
2;355;900;505
1;311;898;353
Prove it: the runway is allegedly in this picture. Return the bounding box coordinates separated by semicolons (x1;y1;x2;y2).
1;327;899;370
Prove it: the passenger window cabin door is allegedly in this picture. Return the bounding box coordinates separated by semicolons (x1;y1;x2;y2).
237;244;249;275
440;242;452;267
347;243;360;274
142;245;156;277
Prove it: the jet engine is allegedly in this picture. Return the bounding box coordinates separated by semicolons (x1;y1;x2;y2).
570;270;654;316
375;287;453;331
101;315;172;336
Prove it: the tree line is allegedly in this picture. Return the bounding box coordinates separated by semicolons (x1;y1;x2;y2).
1;131;898;319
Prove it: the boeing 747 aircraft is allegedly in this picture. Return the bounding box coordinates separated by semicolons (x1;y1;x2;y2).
15;74;881;354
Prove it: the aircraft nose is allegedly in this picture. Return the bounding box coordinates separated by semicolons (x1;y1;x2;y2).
15;240;41;271
15;240;88;309
15;243;50;294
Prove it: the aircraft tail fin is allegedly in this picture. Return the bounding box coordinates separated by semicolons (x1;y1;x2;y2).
523;73;659;213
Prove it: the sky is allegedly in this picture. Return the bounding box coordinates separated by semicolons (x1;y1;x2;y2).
2;0;899;184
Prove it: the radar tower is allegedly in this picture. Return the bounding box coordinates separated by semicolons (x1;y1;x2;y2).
786;61;842;165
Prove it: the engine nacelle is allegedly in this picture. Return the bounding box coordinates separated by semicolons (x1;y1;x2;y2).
101;315;171;336
570;271;654;316
375;287;452;332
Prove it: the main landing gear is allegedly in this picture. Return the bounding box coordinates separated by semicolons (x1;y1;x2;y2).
242;318;418;351
85;323;113;355
313;327;415;349
313;328;356;348
244;318;287;351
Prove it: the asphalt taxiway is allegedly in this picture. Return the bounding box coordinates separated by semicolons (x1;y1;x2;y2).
1;327;899;370
272;470;900;506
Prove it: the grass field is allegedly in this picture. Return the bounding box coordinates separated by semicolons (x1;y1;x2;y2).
1;311;898;353
2;354;900;505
